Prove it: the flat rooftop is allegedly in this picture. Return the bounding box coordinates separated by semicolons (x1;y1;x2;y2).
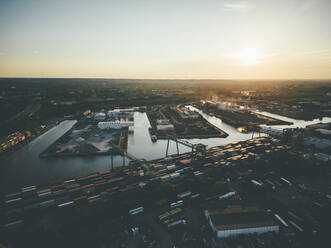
206;205;278;231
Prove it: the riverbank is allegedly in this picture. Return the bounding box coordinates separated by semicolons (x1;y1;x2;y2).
256;111;331;129
146;106;228;140
39;120;127;158
3;108;329;194
192;102;293;131
0;122;58;160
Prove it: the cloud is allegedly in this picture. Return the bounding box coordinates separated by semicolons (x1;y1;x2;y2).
223;1;254;12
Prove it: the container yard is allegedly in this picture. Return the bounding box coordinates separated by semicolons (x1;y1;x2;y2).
2;134;331;247
3;136;287;226
146;105;228;140
0;132;27;153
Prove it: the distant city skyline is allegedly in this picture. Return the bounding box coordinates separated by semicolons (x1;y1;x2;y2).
0;0;331;79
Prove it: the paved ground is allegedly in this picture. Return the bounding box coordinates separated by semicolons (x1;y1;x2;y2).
131;210;174;248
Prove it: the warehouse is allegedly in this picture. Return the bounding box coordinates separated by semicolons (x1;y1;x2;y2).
97;120;134;129
107;109;135;118
204;205;279;238
94;112;106;120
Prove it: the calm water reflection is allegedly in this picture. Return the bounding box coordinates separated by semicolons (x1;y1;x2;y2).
1;108;329;193
257;111;331;129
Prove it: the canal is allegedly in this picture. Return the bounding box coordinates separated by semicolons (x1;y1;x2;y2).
257;111;331;129
1;108;330;193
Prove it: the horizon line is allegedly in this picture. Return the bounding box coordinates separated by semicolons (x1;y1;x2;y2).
1;76;331;81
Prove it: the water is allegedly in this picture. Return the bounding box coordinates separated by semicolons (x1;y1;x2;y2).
185;106;256;147
257;111;331;129
0;120;126;193
1;108;330;193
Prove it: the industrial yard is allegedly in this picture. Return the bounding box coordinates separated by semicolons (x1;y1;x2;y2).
1;79;331;247
39;109;133;158
194;101;293;132
147;105;228;140
2;0;331;245
3;133;331;247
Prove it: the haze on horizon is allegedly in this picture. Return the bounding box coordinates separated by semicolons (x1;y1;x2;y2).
0;0;331;79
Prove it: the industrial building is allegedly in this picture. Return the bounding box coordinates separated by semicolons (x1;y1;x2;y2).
93;108;135;130
178;106;200;119
156;119;175;131
204;205;279;238
94;112;106;120
97;120;134;130
108;108;135;118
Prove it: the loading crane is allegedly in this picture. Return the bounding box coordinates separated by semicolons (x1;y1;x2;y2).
108;140;149;171
165;135;207;157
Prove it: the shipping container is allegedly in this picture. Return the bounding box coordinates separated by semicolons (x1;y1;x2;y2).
39;199;55;208
129;206;144;215
170;200;183;208
58;201;74;208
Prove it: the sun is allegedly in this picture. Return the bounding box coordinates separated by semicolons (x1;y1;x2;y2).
237;47;260;65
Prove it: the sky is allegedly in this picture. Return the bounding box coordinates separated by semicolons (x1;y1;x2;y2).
0;0;330;79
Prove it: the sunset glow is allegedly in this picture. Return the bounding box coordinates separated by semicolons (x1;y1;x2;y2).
236;48;260;65
0;0;331;79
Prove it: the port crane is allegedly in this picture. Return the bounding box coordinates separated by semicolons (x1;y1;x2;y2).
165;135;207;157
108;140;149;171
